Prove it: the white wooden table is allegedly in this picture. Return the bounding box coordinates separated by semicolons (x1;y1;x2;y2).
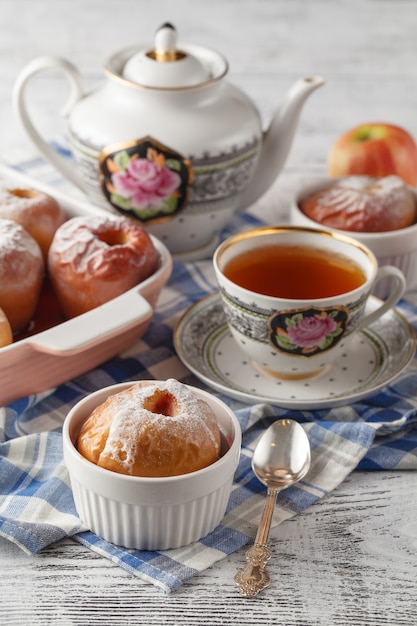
1;1;417;624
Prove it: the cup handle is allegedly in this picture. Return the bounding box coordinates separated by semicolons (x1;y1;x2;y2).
356;265;406;331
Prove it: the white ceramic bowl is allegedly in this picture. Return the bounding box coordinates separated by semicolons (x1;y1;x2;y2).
290;178;417;299
63;381;242;551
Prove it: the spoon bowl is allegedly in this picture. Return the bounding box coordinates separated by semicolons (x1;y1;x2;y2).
235;419;311;597
252;419;311;491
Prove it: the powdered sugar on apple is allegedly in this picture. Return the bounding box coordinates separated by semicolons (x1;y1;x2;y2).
96;379;221;475
300;175;416;232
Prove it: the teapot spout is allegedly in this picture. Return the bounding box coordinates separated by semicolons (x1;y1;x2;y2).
239;76;325;210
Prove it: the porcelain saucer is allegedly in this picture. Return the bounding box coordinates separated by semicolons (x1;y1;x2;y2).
174;293;415;409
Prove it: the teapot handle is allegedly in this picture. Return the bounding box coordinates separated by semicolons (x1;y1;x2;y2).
13;56;87;192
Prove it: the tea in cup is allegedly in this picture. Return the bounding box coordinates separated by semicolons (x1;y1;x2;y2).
213;226;406;379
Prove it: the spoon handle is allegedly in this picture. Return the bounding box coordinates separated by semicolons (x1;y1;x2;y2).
234;489;278;597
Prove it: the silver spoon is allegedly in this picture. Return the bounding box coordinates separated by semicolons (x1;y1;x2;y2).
235;418;311;597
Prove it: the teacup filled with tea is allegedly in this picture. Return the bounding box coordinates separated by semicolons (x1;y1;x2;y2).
213;226;406;379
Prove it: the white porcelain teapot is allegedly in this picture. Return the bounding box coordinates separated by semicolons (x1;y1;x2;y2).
13;23;324;257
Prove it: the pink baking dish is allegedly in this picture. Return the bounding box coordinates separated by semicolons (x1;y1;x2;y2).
0;165;173;406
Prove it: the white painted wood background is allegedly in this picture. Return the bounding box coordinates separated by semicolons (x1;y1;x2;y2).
1;1;417;624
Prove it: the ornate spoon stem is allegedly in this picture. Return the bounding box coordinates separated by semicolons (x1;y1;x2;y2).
234;488;278;597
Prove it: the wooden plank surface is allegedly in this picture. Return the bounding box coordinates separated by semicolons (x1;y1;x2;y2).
1;471;416;625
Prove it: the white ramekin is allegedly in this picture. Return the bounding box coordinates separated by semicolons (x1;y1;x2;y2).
63;381;242;551
290;177;417;299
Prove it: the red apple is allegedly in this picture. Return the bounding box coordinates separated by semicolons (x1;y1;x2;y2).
327;123;417;186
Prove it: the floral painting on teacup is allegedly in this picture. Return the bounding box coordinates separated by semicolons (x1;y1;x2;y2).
99;136;193;222
268;306;349;357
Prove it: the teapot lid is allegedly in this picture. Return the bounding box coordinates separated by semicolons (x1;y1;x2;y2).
107;23;228;89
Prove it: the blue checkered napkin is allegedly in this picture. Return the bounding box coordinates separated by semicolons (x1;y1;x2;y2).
1;155;417;593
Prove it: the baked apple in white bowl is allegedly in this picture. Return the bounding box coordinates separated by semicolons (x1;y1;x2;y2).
290;175;417;299
63;379;241;551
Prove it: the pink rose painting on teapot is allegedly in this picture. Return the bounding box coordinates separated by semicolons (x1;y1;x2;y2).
99;137;193;222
